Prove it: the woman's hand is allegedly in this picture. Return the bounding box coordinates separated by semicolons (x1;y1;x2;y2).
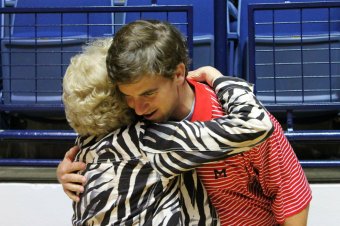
188;66;223;87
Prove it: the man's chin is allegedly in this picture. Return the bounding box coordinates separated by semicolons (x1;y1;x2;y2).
144;115;168;123
145;118;163;123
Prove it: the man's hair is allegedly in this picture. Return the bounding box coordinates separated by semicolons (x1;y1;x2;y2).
63;38;134;136
106;20;190;84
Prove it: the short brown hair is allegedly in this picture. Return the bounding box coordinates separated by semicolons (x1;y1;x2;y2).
106;20;190;84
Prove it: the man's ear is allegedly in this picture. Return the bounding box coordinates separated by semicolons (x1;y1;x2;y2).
174;63;186;84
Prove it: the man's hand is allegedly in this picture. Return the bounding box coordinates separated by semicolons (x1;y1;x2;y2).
188;66;223;87
56;146;86;202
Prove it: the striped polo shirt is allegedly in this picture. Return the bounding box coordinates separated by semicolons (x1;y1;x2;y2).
190;80;312;226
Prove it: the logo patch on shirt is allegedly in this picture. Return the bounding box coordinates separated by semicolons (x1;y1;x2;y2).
214;168;227;179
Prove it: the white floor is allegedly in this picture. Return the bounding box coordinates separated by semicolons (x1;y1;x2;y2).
0;183;72;226
308;184;340;226
0;183;339;226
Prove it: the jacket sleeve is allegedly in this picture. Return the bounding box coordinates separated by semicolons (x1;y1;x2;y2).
141;76;274;178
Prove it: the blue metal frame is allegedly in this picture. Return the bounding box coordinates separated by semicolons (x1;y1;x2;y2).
300;160;340;168
0;159;61;167
1;159;339;168
248;1;340;109
0;130;76;140
247;2;340;137
0;5;194;167
1;159;338;168
0;5;193;112
2;129;340;141
243;1;340;171
1;128;339;167
285;130;340;141
1;2;339;169
214;0;227;76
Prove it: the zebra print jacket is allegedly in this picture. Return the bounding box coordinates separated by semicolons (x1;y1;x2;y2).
72;76;274;226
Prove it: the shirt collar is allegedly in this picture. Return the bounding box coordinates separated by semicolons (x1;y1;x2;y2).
186;79;213;122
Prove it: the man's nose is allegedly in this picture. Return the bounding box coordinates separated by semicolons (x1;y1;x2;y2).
129;98;149;116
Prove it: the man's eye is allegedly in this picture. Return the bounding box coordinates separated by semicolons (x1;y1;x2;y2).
144;92;155;97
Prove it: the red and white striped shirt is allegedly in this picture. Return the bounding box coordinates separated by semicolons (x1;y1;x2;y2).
189;79;312;226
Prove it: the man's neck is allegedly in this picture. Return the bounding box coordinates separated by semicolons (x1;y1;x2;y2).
170;80;195;121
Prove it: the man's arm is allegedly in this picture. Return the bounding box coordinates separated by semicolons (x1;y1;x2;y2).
56;146;86;202
283;205;309;226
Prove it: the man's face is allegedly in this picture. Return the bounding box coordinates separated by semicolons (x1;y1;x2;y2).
118;74;182;123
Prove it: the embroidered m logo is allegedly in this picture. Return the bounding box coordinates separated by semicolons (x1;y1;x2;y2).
214;168;227;179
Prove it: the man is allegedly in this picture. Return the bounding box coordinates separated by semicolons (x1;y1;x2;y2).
58;20;311;225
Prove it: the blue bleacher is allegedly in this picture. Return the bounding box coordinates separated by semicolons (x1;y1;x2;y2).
235;0;340;79
216;0;340;169
0;0;119;112
0;2;194;166
236;1;340;114
0;0;339;169
247;1;340;105
247;1;340;139
250;3;340;105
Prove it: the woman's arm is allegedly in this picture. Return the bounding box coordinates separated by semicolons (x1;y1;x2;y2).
141;72;274;177
143;76;273;153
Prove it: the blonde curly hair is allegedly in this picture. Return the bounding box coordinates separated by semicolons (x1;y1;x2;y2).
63;38;134;136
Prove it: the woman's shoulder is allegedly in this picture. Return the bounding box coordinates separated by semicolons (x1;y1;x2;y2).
76;121;147;163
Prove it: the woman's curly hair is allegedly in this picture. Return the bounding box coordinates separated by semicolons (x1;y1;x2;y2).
63;38;134;136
